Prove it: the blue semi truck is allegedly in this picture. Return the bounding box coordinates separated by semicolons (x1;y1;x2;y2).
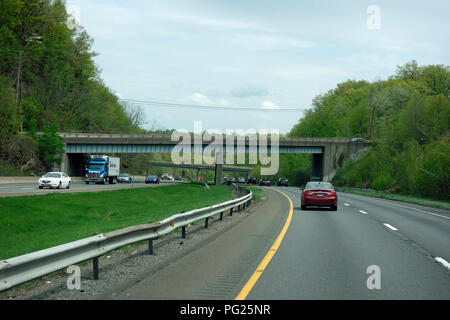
85;155;120;184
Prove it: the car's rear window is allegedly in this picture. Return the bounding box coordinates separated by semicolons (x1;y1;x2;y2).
306;183;333;190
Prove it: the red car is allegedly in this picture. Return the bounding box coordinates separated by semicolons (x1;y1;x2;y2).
301;181;338;211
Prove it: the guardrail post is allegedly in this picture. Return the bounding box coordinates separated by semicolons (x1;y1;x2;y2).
93;257;99;280
148;239;153;255
238;205;241;213
182;226;186;239
220;212;223;221
230;207;233;216
205;217;209;229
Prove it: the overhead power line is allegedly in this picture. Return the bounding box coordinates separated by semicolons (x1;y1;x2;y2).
118;98;309;112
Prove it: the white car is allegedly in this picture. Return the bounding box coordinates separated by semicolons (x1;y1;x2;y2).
38;172;71;189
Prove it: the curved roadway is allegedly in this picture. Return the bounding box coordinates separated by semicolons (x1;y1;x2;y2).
100;186;450;300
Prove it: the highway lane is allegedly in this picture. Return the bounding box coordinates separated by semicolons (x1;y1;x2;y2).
246;187;450;299
101;186;450;300
0;180;183;197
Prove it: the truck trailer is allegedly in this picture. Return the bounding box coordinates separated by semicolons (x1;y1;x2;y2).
85;155;120;184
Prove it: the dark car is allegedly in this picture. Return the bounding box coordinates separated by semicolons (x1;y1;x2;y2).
301;181;337;211
237;177;246;184
247;177;257;184
277;178;289;186
145;175;160;184
225;177;236;185
259;179;271;186
175;176;183;181
118;173;132;184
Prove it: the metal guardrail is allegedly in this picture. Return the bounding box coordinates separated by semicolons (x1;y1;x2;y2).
0;187;252;292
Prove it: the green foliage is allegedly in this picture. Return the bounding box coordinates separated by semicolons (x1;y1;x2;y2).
38;124;64;171
289;60;450;200
0;0;143;174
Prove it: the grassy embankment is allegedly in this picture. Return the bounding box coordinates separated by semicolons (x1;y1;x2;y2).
0;184;233;259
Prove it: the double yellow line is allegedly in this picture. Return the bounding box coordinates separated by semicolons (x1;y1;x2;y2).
235;189;294;300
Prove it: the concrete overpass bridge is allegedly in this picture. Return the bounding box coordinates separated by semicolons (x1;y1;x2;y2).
59;132;370;183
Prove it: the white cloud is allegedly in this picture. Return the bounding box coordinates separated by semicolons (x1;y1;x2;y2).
261;101;280;110
189;93;213;105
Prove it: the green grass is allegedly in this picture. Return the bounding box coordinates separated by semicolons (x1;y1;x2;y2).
337;188;450;210
0;184;233;259
243;186;265;200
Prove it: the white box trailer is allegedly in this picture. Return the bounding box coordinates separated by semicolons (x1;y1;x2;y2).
86;155;120;184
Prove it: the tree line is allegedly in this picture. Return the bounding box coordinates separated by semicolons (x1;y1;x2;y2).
0;0;143;172
288;60;449;200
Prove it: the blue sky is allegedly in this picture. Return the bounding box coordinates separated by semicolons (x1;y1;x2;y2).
67;0;450;133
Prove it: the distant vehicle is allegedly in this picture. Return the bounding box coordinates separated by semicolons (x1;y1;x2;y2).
85;155;120;184
39;172;71;189
175;176;183;181
223;177;236;185
161;173;174;181
301;181;337;211
237;177;246;184
277;178;289;186
145;175;159;184
259;179;271;186
118;173;132;184
247;177;257;184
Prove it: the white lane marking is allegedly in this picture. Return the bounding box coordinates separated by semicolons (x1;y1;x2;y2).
353;196;450;221
358;210;368;215
383;223;398;231
344;203;350;207
435;257;450;270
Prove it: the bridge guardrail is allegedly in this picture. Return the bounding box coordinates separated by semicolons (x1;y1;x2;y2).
0;186;252;292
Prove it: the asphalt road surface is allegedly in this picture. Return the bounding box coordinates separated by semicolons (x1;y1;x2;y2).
102;186;450;300
0;180;182;197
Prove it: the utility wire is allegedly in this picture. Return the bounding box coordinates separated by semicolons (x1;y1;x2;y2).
119;98;309;112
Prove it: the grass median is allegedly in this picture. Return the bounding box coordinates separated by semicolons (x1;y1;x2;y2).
0;184;233;260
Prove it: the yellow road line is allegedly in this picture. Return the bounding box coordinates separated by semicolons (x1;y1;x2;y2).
235;189;294;300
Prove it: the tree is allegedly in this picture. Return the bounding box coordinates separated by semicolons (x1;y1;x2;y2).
38;124;64;171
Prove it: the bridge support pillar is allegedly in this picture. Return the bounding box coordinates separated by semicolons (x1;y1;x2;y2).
214;152;223;186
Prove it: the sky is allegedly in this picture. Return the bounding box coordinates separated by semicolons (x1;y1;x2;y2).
67;0;450;134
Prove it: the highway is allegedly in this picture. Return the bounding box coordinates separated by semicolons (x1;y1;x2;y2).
0;180;183;197
101;186;450;300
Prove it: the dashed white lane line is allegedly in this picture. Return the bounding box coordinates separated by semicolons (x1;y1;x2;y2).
383;223;398;231
344;203;350;207
434;257;450;271
358;210;368;215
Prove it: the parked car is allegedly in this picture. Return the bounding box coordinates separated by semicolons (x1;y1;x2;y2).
145;175;160;184
175;176;183;181
38;172;71;189
247;177;257;184
301;181;337;211
259;178;271;186
118;173;132;184
237;177;246;184
277;178;289;186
